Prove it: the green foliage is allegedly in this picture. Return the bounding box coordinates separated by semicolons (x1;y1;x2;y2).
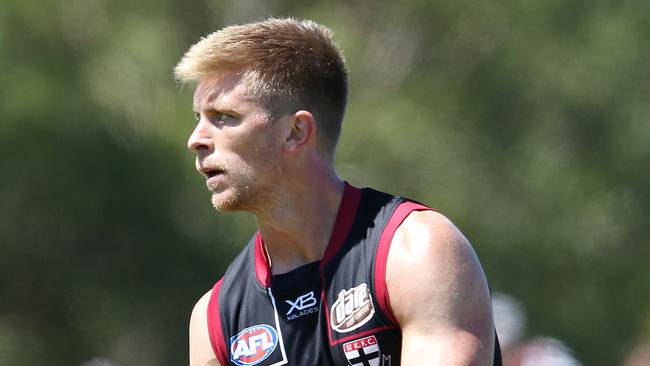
1;0;649;365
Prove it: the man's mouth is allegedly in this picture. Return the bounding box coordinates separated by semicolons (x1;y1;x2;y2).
204;168;225;178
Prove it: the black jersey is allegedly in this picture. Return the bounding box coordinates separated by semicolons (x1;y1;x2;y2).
206;183;502;366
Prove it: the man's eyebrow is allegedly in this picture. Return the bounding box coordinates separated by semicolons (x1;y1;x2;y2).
194;102;244;118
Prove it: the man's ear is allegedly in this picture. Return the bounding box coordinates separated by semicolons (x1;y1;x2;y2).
283;110;316;153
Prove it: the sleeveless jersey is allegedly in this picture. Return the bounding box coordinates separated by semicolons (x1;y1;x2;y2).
206;183;502;366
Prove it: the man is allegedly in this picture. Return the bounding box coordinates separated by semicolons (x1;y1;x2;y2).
175;18;501;366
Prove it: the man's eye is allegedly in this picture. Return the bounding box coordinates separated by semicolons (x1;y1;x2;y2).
215;112;233;122
198;110;236;124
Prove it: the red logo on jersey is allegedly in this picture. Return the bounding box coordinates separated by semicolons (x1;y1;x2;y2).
229;324;278;366
343;335;381;366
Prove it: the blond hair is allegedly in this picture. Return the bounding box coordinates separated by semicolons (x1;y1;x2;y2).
174;18;349;152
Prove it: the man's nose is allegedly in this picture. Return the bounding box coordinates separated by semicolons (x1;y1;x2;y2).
187;119;213;153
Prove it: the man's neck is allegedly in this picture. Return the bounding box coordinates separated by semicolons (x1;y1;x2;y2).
254;173;345;275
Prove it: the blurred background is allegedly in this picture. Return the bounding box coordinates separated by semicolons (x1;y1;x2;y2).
1;0;649;365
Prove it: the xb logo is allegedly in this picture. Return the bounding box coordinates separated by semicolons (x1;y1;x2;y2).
285;291;318;315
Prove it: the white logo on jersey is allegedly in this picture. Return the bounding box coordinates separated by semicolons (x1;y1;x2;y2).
285;291;318;315
330;283;376;333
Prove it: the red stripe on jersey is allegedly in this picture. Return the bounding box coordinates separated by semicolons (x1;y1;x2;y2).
254;233;271;287
320;182;362;268
374;201;431;326
318;182;362;346
207;279;229;365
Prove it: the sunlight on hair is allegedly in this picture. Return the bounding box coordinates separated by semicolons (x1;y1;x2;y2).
175;17;349;152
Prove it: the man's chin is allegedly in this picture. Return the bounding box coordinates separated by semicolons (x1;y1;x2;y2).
210;192;243;212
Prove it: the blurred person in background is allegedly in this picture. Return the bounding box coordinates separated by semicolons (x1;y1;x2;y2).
624;341;650;366
492;292;582;366
175;17;501;366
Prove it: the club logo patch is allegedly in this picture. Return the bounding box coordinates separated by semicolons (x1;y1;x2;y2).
330;283;375;333
230;324;278;366
343;335;381;366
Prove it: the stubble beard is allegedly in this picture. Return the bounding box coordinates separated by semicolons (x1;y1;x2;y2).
208;166;264;212
207;154;282;213
210;184;251;212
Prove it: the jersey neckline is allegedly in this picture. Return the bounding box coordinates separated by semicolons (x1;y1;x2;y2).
253;182;362;288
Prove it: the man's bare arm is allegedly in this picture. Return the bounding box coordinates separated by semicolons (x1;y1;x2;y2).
189;290;221;366
388;210;495;365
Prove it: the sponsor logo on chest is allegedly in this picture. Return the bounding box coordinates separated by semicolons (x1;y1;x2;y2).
343;335;381;366
229;324;278;366
330;282;375;333
285;291;319;321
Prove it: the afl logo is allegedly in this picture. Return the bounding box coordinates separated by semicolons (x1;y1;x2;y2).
230;324;278;366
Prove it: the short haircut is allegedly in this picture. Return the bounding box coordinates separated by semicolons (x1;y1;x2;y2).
174;18;349;153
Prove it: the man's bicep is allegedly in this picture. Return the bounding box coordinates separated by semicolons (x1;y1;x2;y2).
387;210;495;365
189;290;221;366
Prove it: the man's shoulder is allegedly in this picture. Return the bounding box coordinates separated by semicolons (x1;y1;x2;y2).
391;209;477;280
190;289;221;366
191;289;213;323
395;210;461;248
388;208;491;323
387;210;496;364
